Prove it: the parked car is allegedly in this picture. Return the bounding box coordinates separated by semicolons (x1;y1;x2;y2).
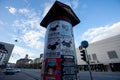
14;68;21;73
3;68;15;75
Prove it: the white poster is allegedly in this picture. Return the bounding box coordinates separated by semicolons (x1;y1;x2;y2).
45;38;61;58
44;20;75;58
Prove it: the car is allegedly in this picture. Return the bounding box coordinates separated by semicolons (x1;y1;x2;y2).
3;68;15;75
14;68;21;73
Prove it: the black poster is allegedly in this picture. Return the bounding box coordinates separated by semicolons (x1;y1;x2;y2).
61;55;77;80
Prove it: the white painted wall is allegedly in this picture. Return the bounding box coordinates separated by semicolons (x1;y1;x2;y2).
76;35;120;65
0;42;14;66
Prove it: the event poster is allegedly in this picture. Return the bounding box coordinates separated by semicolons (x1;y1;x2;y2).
44;58;61;80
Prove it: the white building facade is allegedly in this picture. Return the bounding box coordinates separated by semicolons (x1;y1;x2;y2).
0;42;14;68
76;35;120;71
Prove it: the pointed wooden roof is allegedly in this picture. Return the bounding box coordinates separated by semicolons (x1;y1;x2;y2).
40;1;80;28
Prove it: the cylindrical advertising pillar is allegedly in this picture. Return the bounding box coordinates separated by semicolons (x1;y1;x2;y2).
40;1;80;80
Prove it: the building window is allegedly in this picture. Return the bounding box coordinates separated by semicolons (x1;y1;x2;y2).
0;53;3;61
92;54;97;60
107;50;118;59
88;54;91;60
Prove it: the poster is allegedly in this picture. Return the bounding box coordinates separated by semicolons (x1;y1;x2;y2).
44;58;61;80
61;37;74;56
61;55;77;80
47;20;72;38
45;38;61;58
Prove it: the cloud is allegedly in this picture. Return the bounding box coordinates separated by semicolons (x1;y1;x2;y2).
19;8;29;14
5;6;17;15
13;8;44;29
42;2;52;17
22;30;44;49
12;8;46;50
9;46;38;63
0;20;4;25
42;0;79;18
18;8;37;19
81;22;120;43
71;0;79;9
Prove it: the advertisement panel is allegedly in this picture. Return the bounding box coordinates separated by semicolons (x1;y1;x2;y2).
44;58;61;80
45;38;61;58
61;37;74;56
47;20;72;38
61;55;77;80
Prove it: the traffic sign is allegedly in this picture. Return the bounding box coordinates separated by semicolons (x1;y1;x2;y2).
81;40;89;48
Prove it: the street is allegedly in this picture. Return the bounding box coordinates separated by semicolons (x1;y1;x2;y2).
0;69;120;80
0;69;41;80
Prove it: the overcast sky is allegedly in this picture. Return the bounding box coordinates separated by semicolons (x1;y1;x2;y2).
0;0;120;63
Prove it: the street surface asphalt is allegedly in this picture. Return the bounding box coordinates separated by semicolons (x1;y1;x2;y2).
0;69;120;80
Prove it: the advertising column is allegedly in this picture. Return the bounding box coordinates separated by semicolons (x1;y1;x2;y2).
40;1;80;80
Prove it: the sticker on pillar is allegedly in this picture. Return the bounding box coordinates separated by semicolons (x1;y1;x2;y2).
50;25;59;32
48;21;60;38
45;58;61;75
61;37;73;48
45;38;61;58
61;55;77;80
61;55;75;67
49;21;59;31
60;21;72;37
62;40;72;48
44;58;61;80
61;49;74;55
46;38;60;51
61;38;74;55
46;59;56;75
48;42;59;50
45;52;61;58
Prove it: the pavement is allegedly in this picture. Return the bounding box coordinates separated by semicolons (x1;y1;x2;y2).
78;71;120;80
21;69;41;80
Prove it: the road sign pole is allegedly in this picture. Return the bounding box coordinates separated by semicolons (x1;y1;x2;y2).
85;48;93;80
